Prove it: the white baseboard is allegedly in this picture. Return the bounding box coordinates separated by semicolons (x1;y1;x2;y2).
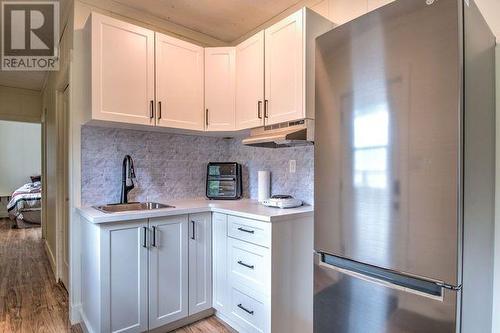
79;308;92;333
215;311;243;333
70;303;82;325
44;240;57;280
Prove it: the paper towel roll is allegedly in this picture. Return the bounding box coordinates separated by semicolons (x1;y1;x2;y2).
258;171;271;202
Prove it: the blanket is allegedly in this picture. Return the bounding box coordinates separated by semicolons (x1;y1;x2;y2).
7;182;42;218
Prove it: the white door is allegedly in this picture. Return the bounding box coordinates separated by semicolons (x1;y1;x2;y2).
205;47;236;131
235;31;265;129
156;33;204;130
101;221;148;333
264;10;304;125
188;212;212;315
91;13;155;125
149;215;189;329
212;213;229;314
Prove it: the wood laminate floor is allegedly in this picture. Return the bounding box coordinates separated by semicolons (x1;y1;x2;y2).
0;218;231;333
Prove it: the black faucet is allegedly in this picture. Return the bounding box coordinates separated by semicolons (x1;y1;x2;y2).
120;155;136;204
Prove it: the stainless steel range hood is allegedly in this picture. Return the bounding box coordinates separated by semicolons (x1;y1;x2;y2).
242;119;314;148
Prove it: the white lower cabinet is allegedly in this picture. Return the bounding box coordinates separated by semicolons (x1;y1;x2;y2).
188;212;213;315
80;213;212;333
101;220;149;333
212;212;229;314
213;213;314;333
149;216;189;329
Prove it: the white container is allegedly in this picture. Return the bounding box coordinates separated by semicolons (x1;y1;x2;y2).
258;171;271;202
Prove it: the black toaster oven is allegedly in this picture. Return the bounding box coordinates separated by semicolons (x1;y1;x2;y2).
206;162;242;200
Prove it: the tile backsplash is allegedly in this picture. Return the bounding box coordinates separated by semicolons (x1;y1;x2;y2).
81;126;314;206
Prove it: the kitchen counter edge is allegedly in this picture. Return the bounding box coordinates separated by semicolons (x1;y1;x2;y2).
76;199;314;224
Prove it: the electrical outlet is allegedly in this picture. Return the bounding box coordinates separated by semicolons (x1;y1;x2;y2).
289;160;296;173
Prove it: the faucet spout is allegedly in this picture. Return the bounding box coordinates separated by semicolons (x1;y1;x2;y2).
120;155;136;204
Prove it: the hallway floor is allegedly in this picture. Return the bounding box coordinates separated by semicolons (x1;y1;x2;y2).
0;218;75;332
0;217;232;332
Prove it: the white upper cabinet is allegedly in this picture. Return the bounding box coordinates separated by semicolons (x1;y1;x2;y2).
205;48;236;131
156;33;205;131
89;13;155;125
264;10;304;126
264;8;333;126
235;31;265;130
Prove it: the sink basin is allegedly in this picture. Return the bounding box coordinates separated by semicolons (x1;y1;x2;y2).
93;202;175;213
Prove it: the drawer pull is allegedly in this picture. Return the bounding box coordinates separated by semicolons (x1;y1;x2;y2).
237;227;255;234
237;303;254;315
237;260;254;269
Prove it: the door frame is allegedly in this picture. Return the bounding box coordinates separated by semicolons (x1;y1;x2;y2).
55;83;70;289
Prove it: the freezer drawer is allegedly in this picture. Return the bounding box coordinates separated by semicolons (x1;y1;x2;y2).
314;254;458;333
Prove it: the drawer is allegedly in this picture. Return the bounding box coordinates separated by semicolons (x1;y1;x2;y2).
227;215;270;248
228;238;270;295
230;285;268;333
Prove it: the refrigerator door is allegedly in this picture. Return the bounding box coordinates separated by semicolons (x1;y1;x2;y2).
314;254;458;333
314;0;461;285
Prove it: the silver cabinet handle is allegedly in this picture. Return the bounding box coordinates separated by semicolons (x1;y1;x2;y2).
149;100;154;119
158;101;162;120
257;101;262;119
237;260;254;269
142;226;148;248
151;226;157;247
264;99;269;118
237;227;254;234
237;303;254;315
206;109;209;126
191;220;196;240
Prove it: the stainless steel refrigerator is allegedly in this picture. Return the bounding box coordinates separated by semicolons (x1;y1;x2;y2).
313;0;496;332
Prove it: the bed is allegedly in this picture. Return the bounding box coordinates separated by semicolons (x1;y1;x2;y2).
7;181;42;228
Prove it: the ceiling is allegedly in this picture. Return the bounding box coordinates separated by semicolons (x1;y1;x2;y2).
112;0;303;43
0;72;46;91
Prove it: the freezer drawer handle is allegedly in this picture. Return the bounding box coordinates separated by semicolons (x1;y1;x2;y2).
237;227;254;234
237;260;255;269
320;253;446;297
237;303;254;315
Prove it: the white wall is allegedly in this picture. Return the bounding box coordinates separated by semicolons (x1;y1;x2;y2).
0;120;41;195
493;45;500;333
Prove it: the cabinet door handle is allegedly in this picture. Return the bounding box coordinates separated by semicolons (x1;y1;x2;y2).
237;227;254;234
257;101;262;119
264;99;269;118
149;100;154;119
158;101;162;120
151;226;157;247
142;227;148;248
237;260;254;269
205;109;209;127
237;303;254;315
191;220;196;240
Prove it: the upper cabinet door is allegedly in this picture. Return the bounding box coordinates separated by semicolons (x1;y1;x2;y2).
91;13;155;125
264;10;304;126
156;33;204;131
205;48;236;131
149;215;189;329
235;31;265;130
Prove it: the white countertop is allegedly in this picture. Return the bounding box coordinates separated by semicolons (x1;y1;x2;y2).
76;198;313;224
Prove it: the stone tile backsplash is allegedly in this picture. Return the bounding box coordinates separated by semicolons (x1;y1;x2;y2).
81;126;314;206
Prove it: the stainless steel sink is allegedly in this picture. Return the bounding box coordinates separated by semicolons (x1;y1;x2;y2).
93;202;175;213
